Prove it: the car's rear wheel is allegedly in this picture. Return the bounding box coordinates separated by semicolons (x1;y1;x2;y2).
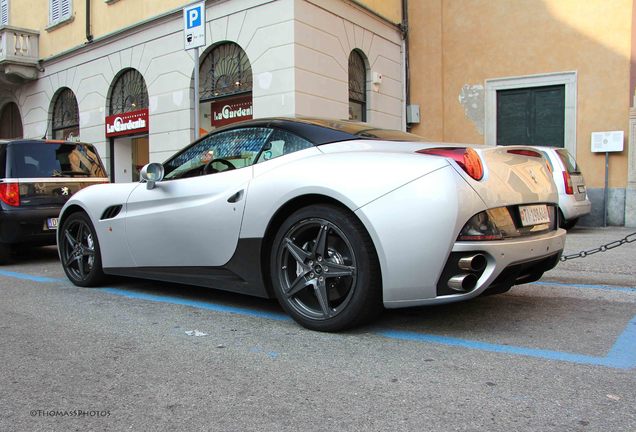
59;212;105;287
270;205;382;332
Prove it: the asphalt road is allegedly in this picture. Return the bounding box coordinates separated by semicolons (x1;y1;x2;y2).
1;226;635;432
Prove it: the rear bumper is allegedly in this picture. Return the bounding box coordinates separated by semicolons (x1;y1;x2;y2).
0;206;61;245
384;228;566;308
560;195;592;220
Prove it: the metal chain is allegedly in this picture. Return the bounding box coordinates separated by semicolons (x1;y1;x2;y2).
560;231;636;261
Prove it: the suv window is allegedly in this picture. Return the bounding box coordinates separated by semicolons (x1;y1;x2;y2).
7;142;107;178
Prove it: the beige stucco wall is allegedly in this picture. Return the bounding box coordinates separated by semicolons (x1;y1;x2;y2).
409;0;633;189
356;0;401;24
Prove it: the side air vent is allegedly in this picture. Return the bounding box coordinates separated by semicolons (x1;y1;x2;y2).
101;205;123;220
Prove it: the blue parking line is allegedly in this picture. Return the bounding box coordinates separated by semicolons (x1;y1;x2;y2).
376;317;636;370
1;269;634;369
532;280;636;293
0;269;65;284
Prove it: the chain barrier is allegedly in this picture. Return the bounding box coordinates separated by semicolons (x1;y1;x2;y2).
560;231;636;262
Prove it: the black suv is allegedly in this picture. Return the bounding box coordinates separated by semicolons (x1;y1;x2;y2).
0;139;108;262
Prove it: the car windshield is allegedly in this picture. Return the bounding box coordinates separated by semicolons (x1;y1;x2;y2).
556;149;580;174
10;142;107;178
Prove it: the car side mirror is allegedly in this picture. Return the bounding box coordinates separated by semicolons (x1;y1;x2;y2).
140;163;165;190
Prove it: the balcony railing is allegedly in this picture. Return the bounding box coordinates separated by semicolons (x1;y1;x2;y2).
0;25;40;83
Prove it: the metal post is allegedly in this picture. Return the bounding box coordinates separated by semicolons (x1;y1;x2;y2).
193;46;200;141
604;151;609;227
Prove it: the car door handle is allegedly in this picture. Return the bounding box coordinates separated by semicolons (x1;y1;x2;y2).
227;190;244;203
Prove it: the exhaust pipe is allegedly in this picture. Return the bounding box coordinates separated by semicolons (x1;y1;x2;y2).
458;254;487;272
447;274;478;292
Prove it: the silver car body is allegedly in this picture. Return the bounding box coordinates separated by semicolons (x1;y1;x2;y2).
58;118;566;310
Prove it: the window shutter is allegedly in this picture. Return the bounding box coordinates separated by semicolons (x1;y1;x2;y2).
50;0;60;23
1;0;9;26
61;0;71;19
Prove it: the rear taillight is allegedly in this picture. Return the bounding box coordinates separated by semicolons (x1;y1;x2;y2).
562;171;573;194
507;149;542;158
417;147;484;180
0;183;20;206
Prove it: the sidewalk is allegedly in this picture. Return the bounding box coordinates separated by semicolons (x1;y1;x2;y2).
543;226;636;287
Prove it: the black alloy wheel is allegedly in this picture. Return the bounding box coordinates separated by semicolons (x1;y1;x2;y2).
271;204;382;332
59;212;105;287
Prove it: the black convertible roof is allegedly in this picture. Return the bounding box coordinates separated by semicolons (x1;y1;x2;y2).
213;117;424;145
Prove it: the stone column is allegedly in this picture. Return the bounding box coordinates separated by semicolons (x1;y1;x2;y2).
625;100;636;227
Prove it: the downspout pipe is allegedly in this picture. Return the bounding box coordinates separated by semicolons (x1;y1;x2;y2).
401;0;410;130
86;0;93;43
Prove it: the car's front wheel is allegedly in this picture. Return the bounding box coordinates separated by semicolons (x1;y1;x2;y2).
270;205;382;332
59;212;105;287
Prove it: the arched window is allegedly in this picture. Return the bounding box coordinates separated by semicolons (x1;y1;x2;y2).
198;42;253;134
348;50;367;122
109;68;148;115
51;88;79;140
0;102;23;139
200;42;252;101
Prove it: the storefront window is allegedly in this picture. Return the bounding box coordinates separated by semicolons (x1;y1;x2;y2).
199;42;253;136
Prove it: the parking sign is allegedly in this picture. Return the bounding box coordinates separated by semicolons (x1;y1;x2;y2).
183;2;205;50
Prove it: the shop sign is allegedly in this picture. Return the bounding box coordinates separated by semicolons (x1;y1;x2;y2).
105;109;149;138
210;96;253;127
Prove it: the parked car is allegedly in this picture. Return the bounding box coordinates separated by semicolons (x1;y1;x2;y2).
530;146;591;229
57;118;565;331
0;139;108;262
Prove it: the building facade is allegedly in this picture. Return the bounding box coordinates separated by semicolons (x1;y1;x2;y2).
2;0;636;227
0;0;403;181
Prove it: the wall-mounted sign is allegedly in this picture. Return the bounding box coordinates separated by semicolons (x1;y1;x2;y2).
591;130;624;153
183;1;206;50
210;95;253;127
105;109;149;138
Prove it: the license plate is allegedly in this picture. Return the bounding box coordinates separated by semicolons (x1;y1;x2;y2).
577;185;586;193
46;218;59;230
519;204;550;226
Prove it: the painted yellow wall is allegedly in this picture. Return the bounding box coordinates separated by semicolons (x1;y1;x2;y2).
8;0;188;59
409;0;633;188
356;0;401;24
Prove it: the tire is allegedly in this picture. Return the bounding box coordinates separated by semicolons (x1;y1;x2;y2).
59;212;105;287
270;204;382;332
561;217;579;230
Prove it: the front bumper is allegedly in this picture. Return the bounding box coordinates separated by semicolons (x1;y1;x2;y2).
384;228;566;308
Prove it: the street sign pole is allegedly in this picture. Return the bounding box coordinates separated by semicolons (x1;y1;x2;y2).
183;2;206;140
193;46;200;139
591;130;624;228
604;151;609;227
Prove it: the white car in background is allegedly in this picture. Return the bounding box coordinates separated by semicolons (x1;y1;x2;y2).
530;147;591;229
57;118;566;332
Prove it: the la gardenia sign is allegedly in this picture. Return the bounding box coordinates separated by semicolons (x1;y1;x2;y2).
210;96;253;127
105;109;149;138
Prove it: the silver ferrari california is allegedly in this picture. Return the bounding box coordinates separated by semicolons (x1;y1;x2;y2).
58;118;565;331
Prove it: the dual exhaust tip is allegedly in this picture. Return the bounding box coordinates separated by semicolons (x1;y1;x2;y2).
448;254;487;292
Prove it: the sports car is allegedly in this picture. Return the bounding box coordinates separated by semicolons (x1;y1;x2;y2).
57;118;565;331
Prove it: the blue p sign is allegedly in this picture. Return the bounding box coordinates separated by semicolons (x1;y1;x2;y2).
187;7;201;29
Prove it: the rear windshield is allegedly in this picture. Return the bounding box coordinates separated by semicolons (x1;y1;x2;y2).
555;149;580;174
8;142;107;178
